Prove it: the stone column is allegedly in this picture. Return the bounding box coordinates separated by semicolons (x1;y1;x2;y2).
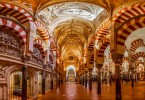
77;74;80;84
61;76;63;84
89;69;93;90
58;74;61;87
0;85;2;100
22;66;27;100
112;54;123;100
50;74;53;90
131;66;136;87
21;55;30;100
97;67;102;94
42;65;46;94
79;75;82;84
82;74;85;86
3;85;7;100
84;72;88;88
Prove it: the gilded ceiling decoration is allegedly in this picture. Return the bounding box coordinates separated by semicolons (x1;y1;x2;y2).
2;0;142;71
37;2;108;70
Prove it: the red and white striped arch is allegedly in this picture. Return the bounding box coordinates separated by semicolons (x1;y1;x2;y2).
117;16;145;53
49;37;56;50
34;38;45;57
0;18;27;46
96;21;111;40
130;39;144;52
87;35;95;51
132;52;145;62
0;2;33;24
112;1;145;26
98;38;110;58
135;59;144;66
49;50;54;65
88;50;94;65
35;19;49;40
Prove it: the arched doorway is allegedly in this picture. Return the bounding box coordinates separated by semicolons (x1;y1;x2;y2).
10;71;22;99
9;69;35;99
66;66;76;82
38;73;42;94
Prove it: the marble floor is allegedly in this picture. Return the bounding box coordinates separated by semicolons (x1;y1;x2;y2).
37;81;145;100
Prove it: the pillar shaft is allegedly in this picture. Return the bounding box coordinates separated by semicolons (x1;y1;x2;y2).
85;73;87;88
115;64;121;100
82;75;85;86
97;70;101;94
58;74;61;87
22;66;27;100
61;76;63;84
77;75;80;84
51;77;53;90
89;70;92;90
113;54;123;100
42;69;45;94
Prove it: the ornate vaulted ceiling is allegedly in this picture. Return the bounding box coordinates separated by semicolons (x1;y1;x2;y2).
37;2;106;70
3;0;140;71
5;0;136;13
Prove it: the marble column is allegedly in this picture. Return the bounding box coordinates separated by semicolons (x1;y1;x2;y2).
85;72;88;88
50;75;53;90
113;54;123;100
89;69;92;90
77;74;80;84
58;74;61;87
131;67;136;87
82;75;85;86
61;76;63;84
80;75;82;84
97;69;101;94
42;65;46;95
22;66;27;100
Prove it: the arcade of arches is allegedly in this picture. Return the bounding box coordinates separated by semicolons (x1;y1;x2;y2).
1;0;145;100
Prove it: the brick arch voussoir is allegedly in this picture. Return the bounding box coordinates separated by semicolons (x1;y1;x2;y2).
130;39;144;52
89;51;94;65
35;19;49;40
34;39;45;58
132;52;145;62
112;1;145;24
87;35;95;51
97;38;110;64
96;20;111;40
0;17;27;47
0;2;33;25
116;17;145;54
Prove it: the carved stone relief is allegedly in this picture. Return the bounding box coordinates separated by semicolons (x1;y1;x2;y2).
31;46;43;65
0;30;22;57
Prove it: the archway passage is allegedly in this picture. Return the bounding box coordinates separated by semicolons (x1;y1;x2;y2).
66;66;76;82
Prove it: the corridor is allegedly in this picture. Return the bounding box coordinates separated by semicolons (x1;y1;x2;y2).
37;81;145;100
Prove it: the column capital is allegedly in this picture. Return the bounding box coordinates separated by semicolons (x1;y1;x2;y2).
88;68;93;72
97;64;103;70
112;53;123;63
